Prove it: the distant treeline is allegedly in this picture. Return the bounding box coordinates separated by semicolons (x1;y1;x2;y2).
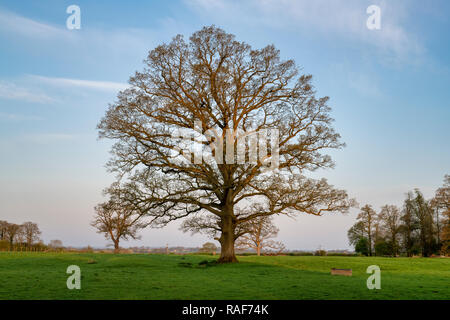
0;220;63;251
348;175;449;257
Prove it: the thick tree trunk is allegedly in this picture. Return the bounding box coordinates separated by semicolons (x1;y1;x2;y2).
257;246;261;256
218;214;238;263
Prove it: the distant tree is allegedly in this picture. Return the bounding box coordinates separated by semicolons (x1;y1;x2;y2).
442;210;450;255
235;216;284;256
199;242;218;254
97;26;355;263
434;174;450;209
0;240;9;250
412;190;434;257
21;222;42;247
347;220;365;248
314;249;327;256
49;239;63;248
355;237;369;256
4;223;21;248
91;186;146;253
0;220;8;240
400;192;419;257
15;226;26;245
378;205;401;256
374;239;391;256
356;205;377;256
372;218;383;247
433;175;449;255
34;241;47;251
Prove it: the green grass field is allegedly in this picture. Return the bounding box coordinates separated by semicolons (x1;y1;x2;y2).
0;252;448;300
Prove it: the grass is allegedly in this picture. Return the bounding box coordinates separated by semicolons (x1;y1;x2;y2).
0;252;448;300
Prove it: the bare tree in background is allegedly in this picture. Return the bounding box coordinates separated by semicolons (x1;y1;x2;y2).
0;221;8;240
15;227;26;245
4;223;21;248
91;185;146;253
356;205;377;256
347;220;366;249
412;189;434;257
199;242;218;254
235;216;284;256
49;239;63;249
378;205;401;256
433;175;449;254
98;26;354;262
21;222;41;247
400;192;418;257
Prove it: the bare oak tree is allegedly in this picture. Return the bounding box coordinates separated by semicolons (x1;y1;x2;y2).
21;222;42;247
433;175;449;254
412;190;434;257
0;220;8;240
356;205;377;256
49;239;63;249
4;223;21;248
400;192;418;257
199;242;218;254
98;26;354;262
378;205;401;256
235;216;284;256
91;185;146;253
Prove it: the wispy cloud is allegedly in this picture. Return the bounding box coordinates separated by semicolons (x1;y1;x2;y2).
30;75;129;92
0;8;162;63
185;0;424;63
0;112;44;121
0;75;127;106
21;133;78;144
347;72;382;98
0;81;55;103
0;8;67;39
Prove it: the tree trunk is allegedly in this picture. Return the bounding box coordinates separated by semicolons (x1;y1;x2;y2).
113;241;120;254
218;214;238;263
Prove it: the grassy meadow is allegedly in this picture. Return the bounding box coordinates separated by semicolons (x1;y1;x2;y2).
0;252;448;300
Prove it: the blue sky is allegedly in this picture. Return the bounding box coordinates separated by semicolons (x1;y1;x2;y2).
0;0;449;250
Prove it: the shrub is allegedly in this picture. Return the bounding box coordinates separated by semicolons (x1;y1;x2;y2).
287;252;314;256
355;237;369;256
375;240;392;256
0;240;9;251
314;250;327;256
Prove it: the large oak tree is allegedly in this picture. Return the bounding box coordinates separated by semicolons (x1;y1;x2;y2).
98;26;354;263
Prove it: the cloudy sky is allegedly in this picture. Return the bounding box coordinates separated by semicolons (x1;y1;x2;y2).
0;0;449;250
